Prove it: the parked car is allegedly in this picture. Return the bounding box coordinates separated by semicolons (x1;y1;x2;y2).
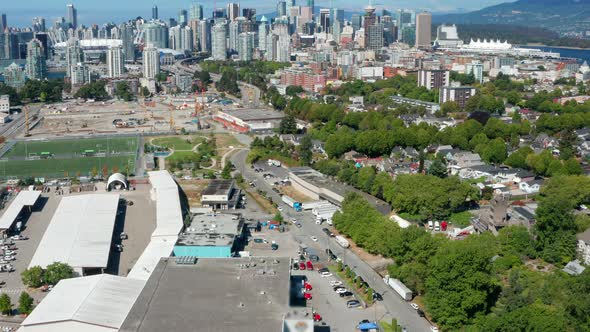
292;263;299;270
320;271;332;277
306;261;313;270
313;312;322;322
373;292;383;301
333;286;345;291
330;280;343;287
120;232;128;240
321;228;331;236
430;327;439;332
3;256;14;261
310;236;318;242
335;288;348;294
299;262;306;270
417;309;425;317
318;267;329;273
295;222;302;228
340;291;354;297
304;292;312;300
3;251;14;256
304;282;313;291
410;303;419;310
347;300;361;308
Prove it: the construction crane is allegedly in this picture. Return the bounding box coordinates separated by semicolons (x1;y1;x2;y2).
23;106;31;137
169;102;175;132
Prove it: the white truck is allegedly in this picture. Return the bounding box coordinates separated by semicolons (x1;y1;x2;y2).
281;195;302;212
302;200;330;210
335;235;350;248
383;275;412;301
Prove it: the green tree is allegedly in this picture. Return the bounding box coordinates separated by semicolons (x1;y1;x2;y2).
44;262;74;285
21;266;44;288
559;129;577;160
286;85;304;96
115;81;134;101
298;135;313;165
279;114;297;134
197;70;212;87
428;158;448;178
18;292;34;315
221;161;233;179
0;293;12;315
274;212;284;223
140;86;152;97
440;101;460;114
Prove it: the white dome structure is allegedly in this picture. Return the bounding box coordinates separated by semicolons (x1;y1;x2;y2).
107;173;128;191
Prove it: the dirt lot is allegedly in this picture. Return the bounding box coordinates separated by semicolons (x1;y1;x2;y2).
177;179;210;207
279;185;312;203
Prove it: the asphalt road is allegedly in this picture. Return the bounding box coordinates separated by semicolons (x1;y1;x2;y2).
229;147;434;332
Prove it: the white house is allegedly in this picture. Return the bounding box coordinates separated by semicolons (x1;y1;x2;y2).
518;179;543;194
577;228;590;265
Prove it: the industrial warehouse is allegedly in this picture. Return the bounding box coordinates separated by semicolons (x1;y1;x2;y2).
213;108;285;132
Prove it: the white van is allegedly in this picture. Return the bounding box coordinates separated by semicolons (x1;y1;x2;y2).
434;221;440;231
428;221;434;230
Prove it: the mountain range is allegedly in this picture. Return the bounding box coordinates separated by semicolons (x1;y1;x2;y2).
434;0;590;34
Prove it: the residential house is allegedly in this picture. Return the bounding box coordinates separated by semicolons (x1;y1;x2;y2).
518;179;543;194
563;260;586;276
311;140;325;154
343;150;368;162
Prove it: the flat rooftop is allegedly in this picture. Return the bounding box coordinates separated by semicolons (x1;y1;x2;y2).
29;193;120;269
120;257;291;332
290;167;391;215
177;214;243;247
202;179;234;196
221;108;285;122
0;190;41;230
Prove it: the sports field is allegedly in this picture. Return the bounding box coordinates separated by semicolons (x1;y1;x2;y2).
3;137;138;158
0;136;138;179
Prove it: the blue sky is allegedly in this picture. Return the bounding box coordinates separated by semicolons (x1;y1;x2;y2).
3;0;507;27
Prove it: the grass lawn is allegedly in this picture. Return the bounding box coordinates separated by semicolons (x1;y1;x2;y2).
3;137;138;158
166;151;199;163
151;136;196;151
0;155;135;179
215;133;245;149
448;211;475;228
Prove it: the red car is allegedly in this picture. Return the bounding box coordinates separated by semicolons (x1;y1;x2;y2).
299;262;306;270
313;313;322;322
306;261;313;270
304;292;312;300
304;282;313;291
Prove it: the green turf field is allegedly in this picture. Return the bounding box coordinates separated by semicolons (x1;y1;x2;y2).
3;137;138;158
0;136;139;179
0;156;135;179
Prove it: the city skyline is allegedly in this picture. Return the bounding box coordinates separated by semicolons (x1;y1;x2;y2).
1;0;506;28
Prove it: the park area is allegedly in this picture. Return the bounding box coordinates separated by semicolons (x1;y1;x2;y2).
0;136;139;180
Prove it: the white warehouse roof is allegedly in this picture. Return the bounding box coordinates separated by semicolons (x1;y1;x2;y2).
126;236;176;281
29;194;120;269
148;171;183;237
20;274;144;332
0;190;41;230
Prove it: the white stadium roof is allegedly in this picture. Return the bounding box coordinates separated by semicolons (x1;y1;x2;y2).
54;39;123;48
29;194;120;269
0;190;41;230
20;274;144;332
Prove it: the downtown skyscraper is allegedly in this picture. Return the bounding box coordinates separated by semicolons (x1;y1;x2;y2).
67;4;77;29
212;23;227;60
25;38;46;80
415;12;432;49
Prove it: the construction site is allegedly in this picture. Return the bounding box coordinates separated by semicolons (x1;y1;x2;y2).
20;92;226;140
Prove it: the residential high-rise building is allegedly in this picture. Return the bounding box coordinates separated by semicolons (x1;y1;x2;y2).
238;32;254;61
286;0;296;14
178;9;188;26
277;1;287;17
0;14;6;32
34;32;49;58
142;45;160;79
107;45;124;78
307;0;315;13
3;63;25;91
227;3;240;21
319;9;330;33
190;4;203;21
440;86;476;108
152;5;158;20
258;16;269;52
351;14;361;32
242;8;256;21
366;24;384;50
415;12;432;49
199;20;211;53
466;61;484;83
65;37;82;77
418;70;449;90
143;21;168;49
25;39;46;80
401;25;415;46
32;17;46;32
119;23;135;62
70;62;90;86
330;8;344;34
212;24;227;60
67;4;77;29
397;9;412;27
180;26;194;51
